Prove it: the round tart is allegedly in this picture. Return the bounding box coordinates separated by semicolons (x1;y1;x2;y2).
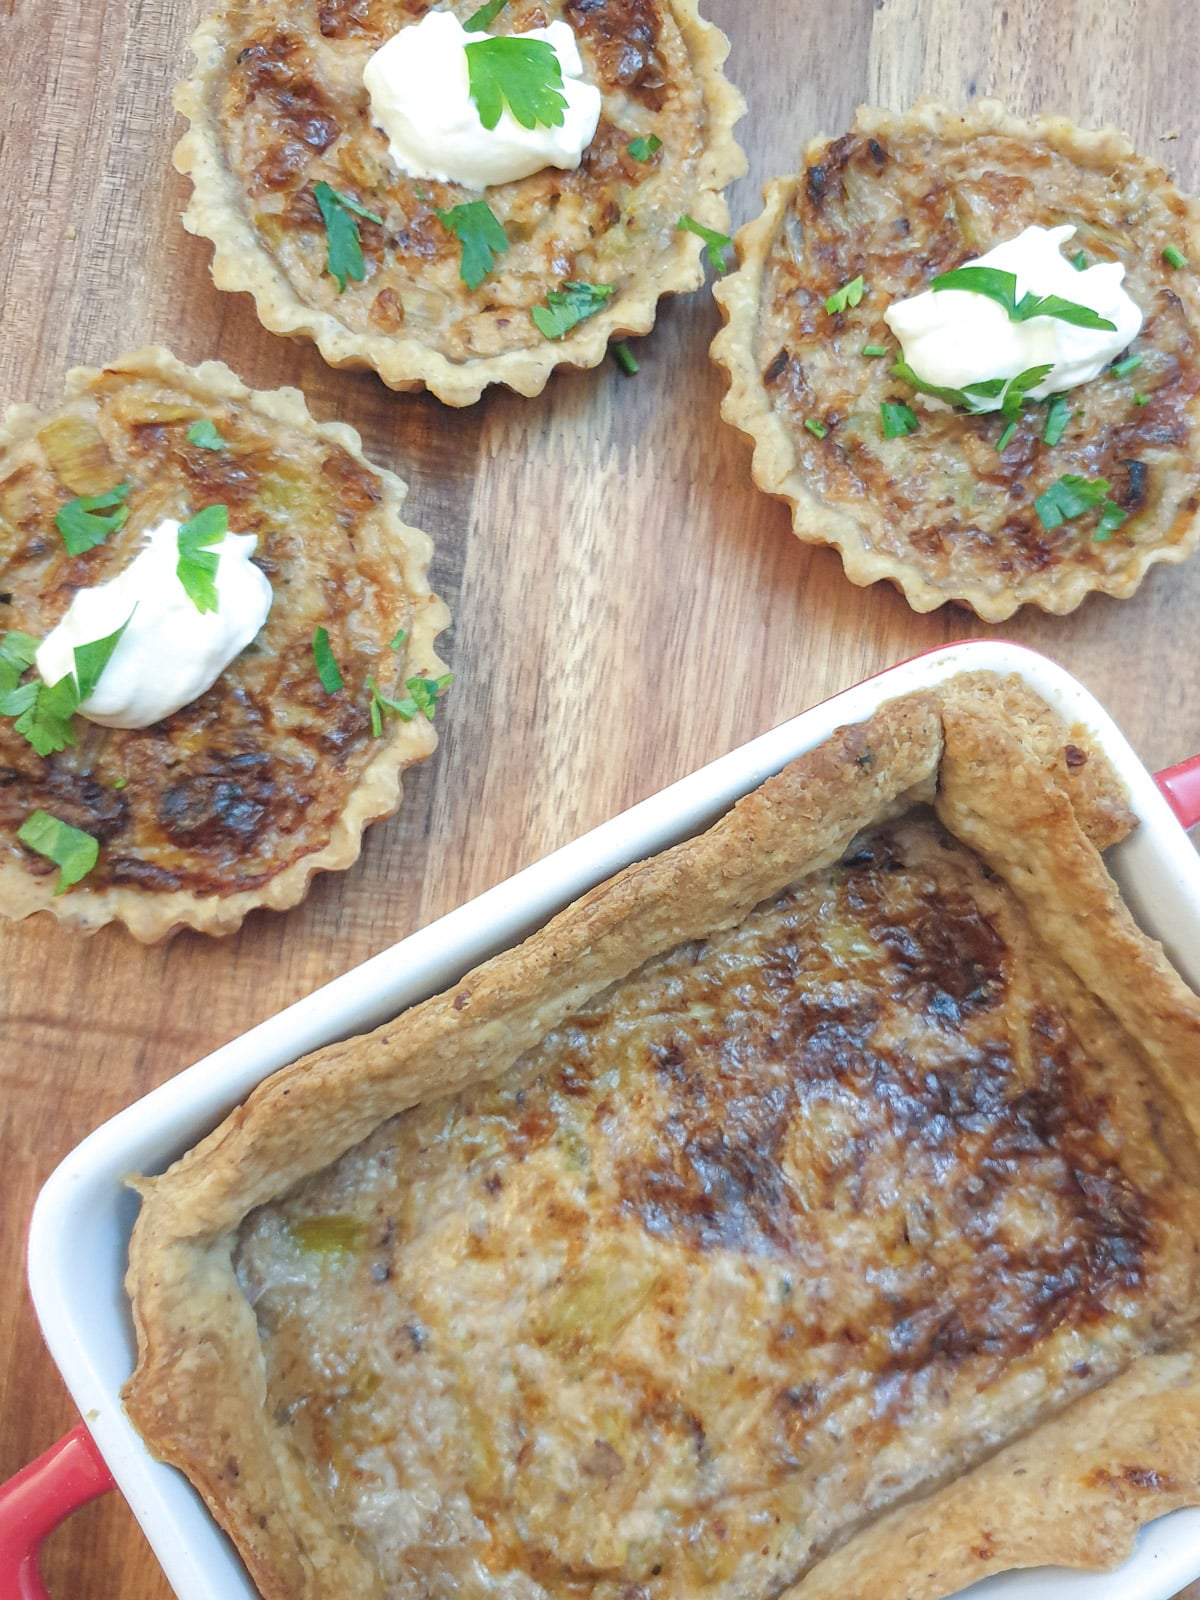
0;348;449;941
712;100;1200;620
175;0;746;405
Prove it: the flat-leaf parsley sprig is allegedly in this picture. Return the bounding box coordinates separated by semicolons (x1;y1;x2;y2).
17;810;100;894
0;618;130;757
176;504;230;614
929;265;1116;332
1034;473;1127;539
367;672;454;736
465;35;567;130
55;482;131;556
435;200;510;290
532;281;615;340
314;181;384;293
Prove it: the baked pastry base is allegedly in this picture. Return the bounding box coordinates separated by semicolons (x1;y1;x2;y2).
124;673;1200;1599
712;100;1200;620
0;347;449;940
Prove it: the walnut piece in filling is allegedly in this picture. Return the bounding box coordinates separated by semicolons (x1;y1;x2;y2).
712;101;1200;619
176;0;746;403
0;348;448;940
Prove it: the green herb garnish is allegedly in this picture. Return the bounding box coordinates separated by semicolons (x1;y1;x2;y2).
465;35;566;130
186;419;226;451
612;341;639;375
176;504;229;614
627;134;662;161
367;672;453;736
1133;392;1151;406
804;418;828;439
1;619;130;757
464;0;509;29
0;632;38;695
1072;250;1088;271
389;628;408;652
1043;394;1072;446
1034;473;1126;537
890;358;1052;420
677;214;732;272
532;281;616;340
55;483;131;556
825;275;865;315
996;420;1018;452
314;181;384;293
881;401;919;439
1163;244;1189;270
929;265;1116;331
17;810;99;893
434;200;509;290
1112;353;1143;377
862;344;889;358
312;627;344;694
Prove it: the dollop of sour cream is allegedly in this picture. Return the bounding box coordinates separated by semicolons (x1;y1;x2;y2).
363;11;601;189
884;225;1143;408
36;518;273;729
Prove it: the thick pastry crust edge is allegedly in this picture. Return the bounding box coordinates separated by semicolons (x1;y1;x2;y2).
710;98;1200;621
123;673;1200;1599
0;346;450;942
174;3;747;406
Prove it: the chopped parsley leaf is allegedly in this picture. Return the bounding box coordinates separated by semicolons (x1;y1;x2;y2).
677;214;732;272
389;628;408;652
999;364;1054;419
314;181;384;293
1034;473;1126;537
612;341;639;375
1072;250;1088;271
464;0;509;29
880;401;919;439
2;619;130;757
929;265;1116;331
0;631;38;695
366;672;454;736
1043;394;1072;446
1133;392;1151;406
434;199;509;290
862;344;889;358
187;419;226;451
825;275;865;315
996;420;1018;452
1163;244;1189;270
312;627;344;694
1112;353;1143;377
55;483;131;556
532;281;615;340
176;504;229;614
465;35;566;130
627;134;662;162
804;418;827;439
17;810;99;893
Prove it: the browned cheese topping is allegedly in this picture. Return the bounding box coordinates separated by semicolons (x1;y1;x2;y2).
236;813;1200;1600
0;370;418;896
218;0;706;358
756;124;1200;593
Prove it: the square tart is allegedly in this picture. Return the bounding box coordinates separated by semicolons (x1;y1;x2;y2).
125;672;1200;1600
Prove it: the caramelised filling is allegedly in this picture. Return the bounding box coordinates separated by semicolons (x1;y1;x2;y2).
756;126;1200;593
213;0;708;360
236;813;1200;1600
0;370;420;896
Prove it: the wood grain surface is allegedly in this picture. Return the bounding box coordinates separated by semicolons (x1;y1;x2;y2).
1;0;1199;1594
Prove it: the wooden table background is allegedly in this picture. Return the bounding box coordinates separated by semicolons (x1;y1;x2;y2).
1;0;1199;1593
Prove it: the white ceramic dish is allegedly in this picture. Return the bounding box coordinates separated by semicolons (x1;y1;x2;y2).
19;639;1200;1600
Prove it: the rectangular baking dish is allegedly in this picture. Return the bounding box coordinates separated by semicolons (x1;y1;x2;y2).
16;638;1200;1600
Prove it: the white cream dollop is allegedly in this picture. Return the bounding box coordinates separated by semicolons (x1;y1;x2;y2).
363;11;601;189
883;225;1143;409
35;518;273;729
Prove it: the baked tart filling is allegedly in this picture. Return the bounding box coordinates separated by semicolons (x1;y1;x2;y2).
175;0;746;404
125;677;1200;1600
0;348;449;940
712;101;1200;619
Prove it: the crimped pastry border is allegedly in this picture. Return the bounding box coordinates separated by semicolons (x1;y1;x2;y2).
174;2;747;406
0;346;450;942
123;674;1200;1600
710;98;1200;621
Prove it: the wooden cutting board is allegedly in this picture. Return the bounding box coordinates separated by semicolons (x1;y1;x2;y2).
1;0;1198;1593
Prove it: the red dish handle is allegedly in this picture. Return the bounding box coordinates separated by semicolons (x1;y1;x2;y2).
1156;755;1200;831
0;1424;114;1600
